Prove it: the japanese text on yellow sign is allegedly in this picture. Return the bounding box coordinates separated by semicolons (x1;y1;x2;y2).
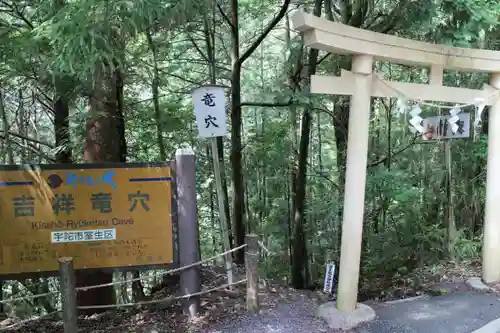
0;165;174;275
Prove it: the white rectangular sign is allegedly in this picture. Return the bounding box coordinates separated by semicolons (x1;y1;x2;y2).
192;86;227;138
323;263;335;294
51;228;116;243
422;112;470;140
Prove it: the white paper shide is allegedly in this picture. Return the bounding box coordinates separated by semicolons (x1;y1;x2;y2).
192;85;227;138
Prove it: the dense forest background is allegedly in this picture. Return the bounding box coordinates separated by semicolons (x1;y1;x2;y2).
0;0;498;319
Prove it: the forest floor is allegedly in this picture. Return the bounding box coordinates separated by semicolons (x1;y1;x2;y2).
0;259;493;333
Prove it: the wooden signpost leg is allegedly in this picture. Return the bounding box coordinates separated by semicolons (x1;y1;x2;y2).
59;257;77;333
175;148;201;318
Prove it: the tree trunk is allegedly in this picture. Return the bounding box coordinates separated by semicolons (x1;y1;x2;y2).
131;271;145;301
444;140;456;259
77;65;129;311
285;13;299;275
291;0;322;290
146;29;167;161
17;90;27;162
230;0;246;265
54;95;72;164
0;89;14;164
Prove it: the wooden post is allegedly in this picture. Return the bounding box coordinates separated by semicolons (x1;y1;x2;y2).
336;54;373;312
175;148;201;318
483;72;500;283
245;234;259;313
59;257;77;333
210;138;233;284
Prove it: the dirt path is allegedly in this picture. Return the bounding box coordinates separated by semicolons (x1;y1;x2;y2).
3;263;492;333
203;294;335;333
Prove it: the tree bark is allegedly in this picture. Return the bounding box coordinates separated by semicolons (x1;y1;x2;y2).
146;28;167;161
290;0;322;289
229;0;246;265
0;89;14;164
77;65;128;312
54;95;72;164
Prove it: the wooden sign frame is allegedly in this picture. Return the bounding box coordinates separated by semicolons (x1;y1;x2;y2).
0;162;179;280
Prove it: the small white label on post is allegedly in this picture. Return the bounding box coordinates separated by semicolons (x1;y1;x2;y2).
51;228;116;243
323;263;336;294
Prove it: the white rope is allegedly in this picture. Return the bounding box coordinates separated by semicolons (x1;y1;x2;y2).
0;244;248;304
76;244;247;292
0;290;59;304
257;240;276;255
0;279;248;327
77;279;247;310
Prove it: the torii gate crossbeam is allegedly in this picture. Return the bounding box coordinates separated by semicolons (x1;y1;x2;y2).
291;11;500;312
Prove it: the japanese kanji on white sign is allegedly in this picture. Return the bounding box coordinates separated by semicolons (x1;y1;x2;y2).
192;85;228;138
422;112;470;140
323;263;336;294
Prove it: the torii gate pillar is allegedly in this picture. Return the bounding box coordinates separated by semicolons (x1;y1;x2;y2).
483;73;500;283
337;55;373;312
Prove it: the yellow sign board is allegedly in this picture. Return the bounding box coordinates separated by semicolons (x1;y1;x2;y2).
0;164;174;275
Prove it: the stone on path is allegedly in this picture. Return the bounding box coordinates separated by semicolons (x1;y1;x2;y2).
466;277;492;292
316;302;376;330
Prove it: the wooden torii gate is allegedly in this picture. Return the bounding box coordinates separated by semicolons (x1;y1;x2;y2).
291;11;500;312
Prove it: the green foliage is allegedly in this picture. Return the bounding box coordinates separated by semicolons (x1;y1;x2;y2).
0;0;496;317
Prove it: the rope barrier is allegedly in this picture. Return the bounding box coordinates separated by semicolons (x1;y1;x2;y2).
257;240;276;256
0;290;59;305
77;278;247;310
76;243;247;292
0;279;249;328
0;243;248;304
0;279;53;305
0;241;255;328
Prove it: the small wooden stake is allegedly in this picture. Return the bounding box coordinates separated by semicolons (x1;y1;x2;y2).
245;234;259;313
59;257;77;333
